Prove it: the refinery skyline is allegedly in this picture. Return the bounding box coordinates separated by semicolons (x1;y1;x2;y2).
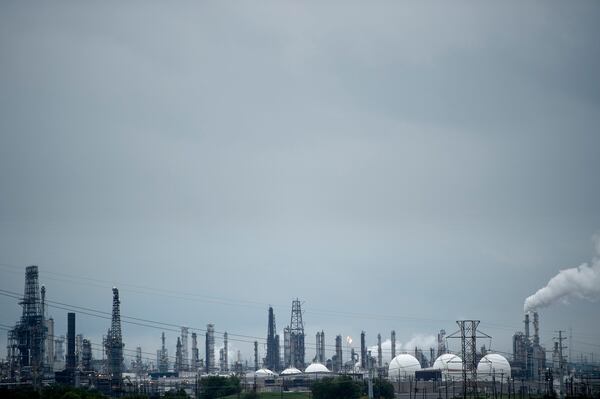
1;1;600;396
1;260;599;368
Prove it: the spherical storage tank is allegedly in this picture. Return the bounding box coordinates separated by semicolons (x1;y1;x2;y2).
280;367;302;376
477;354;511;381
255;368;277;378
304;362;330;374
388;354;421;380
433;353;463;381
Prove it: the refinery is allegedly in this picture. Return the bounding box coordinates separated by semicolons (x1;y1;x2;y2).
1;265;598;398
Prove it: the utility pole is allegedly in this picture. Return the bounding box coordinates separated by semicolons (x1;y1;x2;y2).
554;330;567;399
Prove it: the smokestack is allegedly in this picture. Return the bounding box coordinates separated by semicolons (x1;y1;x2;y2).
66;313;76;370
223;332;228;372
335;335;342;372
360;331;366;369
533;312;540;345
391;330;396;359
191;332;199;372
377;333;382;368
524;313;530;339
254;341;259;371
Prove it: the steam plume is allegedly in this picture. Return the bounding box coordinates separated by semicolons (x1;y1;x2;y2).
524;235;600;312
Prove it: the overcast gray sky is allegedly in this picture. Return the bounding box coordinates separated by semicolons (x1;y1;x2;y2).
1;1;600;365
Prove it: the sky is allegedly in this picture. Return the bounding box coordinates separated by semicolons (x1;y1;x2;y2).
1;1;600;366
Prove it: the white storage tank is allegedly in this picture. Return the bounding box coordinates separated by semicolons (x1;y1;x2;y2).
388;354;421;380
477;354;511;381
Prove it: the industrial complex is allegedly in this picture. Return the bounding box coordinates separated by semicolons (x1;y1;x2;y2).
1;266;599;397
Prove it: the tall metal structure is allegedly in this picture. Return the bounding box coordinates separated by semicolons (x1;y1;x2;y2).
105;287;123;392
283;327;291;367
289;299;305;369
191;332;199;372
554;330;567;398
8;265;47;386
266;307;280;371
360;331;367;369
254;341;259;371
158;332;169;373
448;320;490;399
391;330;396;359
81;339;92;372
66;313;76;370
45;317;55;372
76;334;83;369
377;333;382;368
205;324;215;373
175;337;183;372
181;327;189;371
333;335;343;372
315;331;325;363
134;346;143;374
222;332;229;372
437;329;447;356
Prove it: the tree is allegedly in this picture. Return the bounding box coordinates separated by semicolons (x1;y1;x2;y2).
199;376;241;399
311;376;363;399
364;378;394;399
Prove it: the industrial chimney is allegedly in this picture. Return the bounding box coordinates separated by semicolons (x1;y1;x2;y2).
66;313;76;370
533;312;540;345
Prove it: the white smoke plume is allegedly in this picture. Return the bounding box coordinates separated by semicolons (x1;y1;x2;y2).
524;235;600;313
368;335;437;361
402;334;437;351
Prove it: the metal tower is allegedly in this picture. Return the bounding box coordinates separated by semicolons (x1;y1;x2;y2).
82;339;92;372
283;327;291;367
334;335;343;372
205;324;215;373
158;332;169;373
377;333;382;368
316;330;325;363
175;337;183;372
191;332;199;372
8;265;47;386
66;313;76;370
289;299;305;369
360;331;367;369
181;327;189;371
222;332;229;372
437;329;447;356
105;287;123;392
448;320;490;399
266;307;280;371
254;341;259;371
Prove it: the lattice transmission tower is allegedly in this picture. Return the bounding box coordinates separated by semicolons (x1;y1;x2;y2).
448;320;491;399
105;287;123;393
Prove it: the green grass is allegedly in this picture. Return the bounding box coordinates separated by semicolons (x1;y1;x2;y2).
220;392;311;399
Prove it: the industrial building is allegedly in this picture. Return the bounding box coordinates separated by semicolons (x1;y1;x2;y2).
512;312;547;380
1;265;599;398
